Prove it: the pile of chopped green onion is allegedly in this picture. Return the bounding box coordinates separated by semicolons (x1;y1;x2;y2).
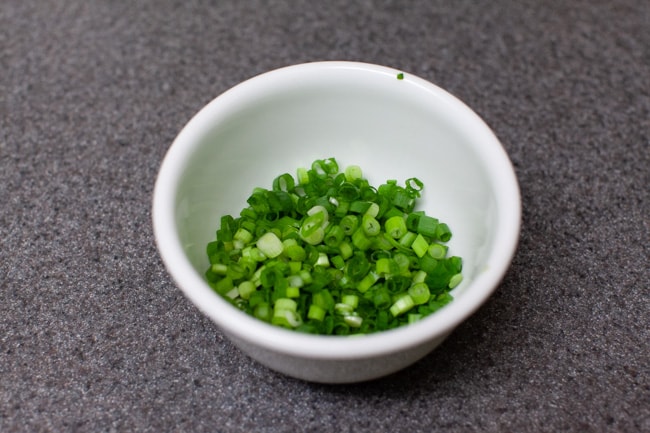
205;158;462;335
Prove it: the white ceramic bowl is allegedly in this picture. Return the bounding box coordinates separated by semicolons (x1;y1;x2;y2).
152;61;520;383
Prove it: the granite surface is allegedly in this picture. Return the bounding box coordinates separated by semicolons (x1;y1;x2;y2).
1;1;648;432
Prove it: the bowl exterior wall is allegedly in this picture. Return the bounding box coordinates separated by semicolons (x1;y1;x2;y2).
226;331;452;383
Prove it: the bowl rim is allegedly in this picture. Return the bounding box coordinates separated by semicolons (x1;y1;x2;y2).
152;61;521;360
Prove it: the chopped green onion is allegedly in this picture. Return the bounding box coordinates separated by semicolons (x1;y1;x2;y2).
362;214;381;236
257;232;283;258
324;225;345;247
411;234;429;258
428;243;448;260
341;294;359;308
273;173;295;192
237;281;256;300
344;314;363;328
308;304;326;321
399;231;417;248
385;215;407;239
408;282;431;305
344;165;362;181
340;215;359;235
357;271;379;293
352;228;373;251
334;302;354;316
205;158;461;335
448;273;463;289
390;294;415;317
436;223;452;242
286;286;300;298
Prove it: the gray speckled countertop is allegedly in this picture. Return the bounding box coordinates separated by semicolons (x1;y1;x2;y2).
1;1;648;431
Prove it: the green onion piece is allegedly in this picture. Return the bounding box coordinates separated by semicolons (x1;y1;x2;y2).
412;270;427;284
256;232;284;258
360;185;377;201
349;200;371;214
272;309;302;328
207;240;221;258
389;294;415;316
357;271;379;293
330;254;346;270
300;208;328;244
376;257;399;277
211;263;228;275
334;200;350;217
393;253;411;275
260;266;282;289
312;157;339;175
313;289;335;310
246;247;267;262
307;304;326;321
448;273;463;289
225;287;239;300
365;202;380;218
408;313;422;324
338;241;353;260
334;303;353;316
416;215;439;237
254;302;271;321
419;254;438;273
333;319;350;335
372;287;392;309
297;167;309;184
226;262;247;280
324;225;345;247
342;294;359;308
385;215;407;239
393;190;415;211
275;298;297;311
399;231;417;248
346;252;370;280
344;314;363;328
344;165;362;181
286;286;300;298
338;182;360;201
214;276;234;295
408;282;431;305
352;228;373;251
411;234;429;258
272;173;295;192
405;177;424;196
436;223;452;242
361;214;381;236
315;252;330;267
340;215;359;235
375;310;389;330
428;243;448;260
406;212;422;231
287;273;303;287
301;227;324;245
237;281;256;300
217;221;233;242
299;269;313;285
371;234;394;251
284;242;307;262
239;208;257;222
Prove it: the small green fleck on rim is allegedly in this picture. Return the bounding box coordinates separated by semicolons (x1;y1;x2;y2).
397;72;404;80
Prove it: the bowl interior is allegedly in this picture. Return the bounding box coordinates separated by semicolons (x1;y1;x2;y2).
155;62;520;357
